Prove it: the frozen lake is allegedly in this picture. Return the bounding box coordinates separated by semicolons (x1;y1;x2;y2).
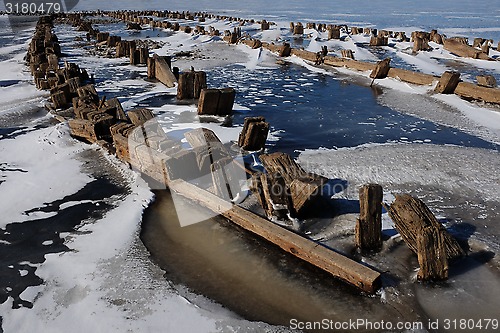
1;1;500;331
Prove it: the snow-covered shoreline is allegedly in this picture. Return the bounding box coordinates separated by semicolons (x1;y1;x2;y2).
1;5;500;332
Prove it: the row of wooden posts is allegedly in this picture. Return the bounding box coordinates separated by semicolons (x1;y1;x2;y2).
78;12;473;282
31;15;469;292
92;10;500;104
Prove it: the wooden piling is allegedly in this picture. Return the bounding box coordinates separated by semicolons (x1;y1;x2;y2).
341;49;354;59
370;58;391;80
417;226;449;281
238;116;270;151
386;194;465;260
435;71;461;94
356;184;383;252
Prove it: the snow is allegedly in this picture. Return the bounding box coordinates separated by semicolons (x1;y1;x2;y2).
1;2;500;332
0;124;93;227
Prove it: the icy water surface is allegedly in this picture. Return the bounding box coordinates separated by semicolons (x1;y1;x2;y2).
206;63;500;155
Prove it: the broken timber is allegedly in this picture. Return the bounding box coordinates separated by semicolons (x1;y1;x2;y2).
387;194;465;260
169;179;382;293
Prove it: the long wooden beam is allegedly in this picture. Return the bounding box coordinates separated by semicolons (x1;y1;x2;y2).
169;179;382;293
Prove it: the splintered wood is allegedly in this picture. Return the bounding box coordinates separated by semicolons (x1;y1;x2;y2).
238;117;269;151
387;194;465;280
255;152;327;218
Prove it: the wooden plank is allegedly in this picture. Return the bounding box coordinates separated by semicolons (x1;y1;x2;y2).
323;56;377;72
454;82;500;104
169;179;382;293
387;68;437;86
444;39;491;60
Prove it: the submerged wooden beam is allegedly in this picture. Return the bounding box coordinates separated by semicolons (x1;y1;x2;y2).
169;179;382;293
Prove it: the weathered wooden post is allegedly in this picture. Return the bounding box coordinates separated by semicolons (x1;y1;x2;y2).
473;38;485;48
413;37;431;52
355;184;383;252
417;226;448;281
238;116;270;151
177;72;195;100
369;36;388;46
177;70;207;100
279;43;291;57
328;26;340;40
217;88;236;115
139;47;149;64
147;56;155;79
476;75;497;88
435;71;461;94
481;43;490;56
386;194;465;260
370;58;391;80
107;35;121;47
261;20;269;31
428;30;442;44
293;22;304;35
341;49;354;59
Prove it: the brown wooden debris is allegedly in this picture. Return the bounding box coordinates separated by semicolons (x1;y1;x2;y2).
238;117;270;151
341;49;354;59
370;58;391;79
177;71;207;100
127;108;154;126
444;38;491;60
197;88;235;116
476;75;497;88
417;226;449;281
356;184;383;252
434;71;461;94
152;54;176;87
386;194;466;260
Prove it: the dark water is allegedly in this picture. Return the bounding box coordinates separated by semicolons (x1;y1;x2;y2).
0;176;126;309
207;63;500;156
141;191;422;332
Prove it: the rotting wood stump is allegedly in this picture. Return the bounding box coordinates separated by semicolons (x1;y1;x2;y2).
435;71;461;94
370;58;391;80
197;88;235;116
386;194;465;261
238;116;269;151
259;152;327;216
177;71;207;100
417;226;449;281
369;36;388;47
356;184;383;253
